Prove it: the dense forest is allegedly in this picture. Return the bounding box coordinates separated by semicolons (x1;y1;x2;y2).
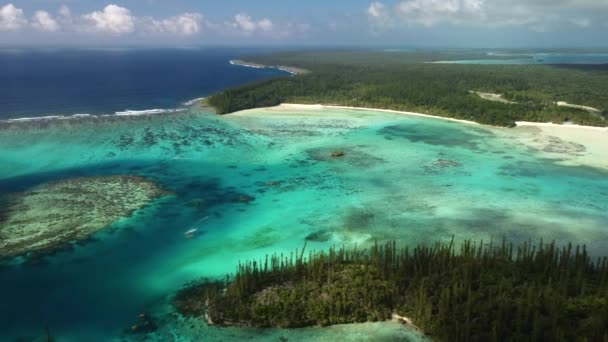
174;238;608;341
207;50;608;127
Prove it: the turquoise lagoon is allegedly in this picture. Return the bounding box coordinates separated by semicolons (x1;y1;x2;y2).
0;106;607;341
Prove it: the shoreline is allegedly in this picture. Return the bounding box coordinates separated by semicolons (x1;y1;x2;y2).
202;309;425;335
231;103;608;170
2;102;606;169
232;103;482;126
229;60;309;75
512;120;608;169
234;103;608;134
515;121;608;131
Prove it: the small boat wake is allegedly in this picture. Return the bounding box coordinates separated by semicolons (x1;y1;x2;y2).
184;216;209;239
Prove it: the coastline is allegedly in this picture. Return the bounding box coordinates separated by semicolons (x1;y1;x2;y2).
202;309;425;335
234;103;608;135
513;121;608;169
230;103;608;169
233;102;608;134
514;121;608;131
231;103;482;126
229;60;309;75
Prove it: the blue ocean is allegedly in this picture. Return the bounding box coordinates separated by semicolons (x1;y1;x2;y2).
0;48;285;119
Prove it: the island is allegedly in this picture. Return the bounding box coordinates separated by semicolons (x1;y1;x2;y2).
173;239;608;341
0;175;169;259
209;51;608;127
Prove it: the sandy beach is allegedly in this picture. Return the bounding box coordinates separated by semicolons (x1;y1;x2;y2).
512;121;608;169
233;103;482;126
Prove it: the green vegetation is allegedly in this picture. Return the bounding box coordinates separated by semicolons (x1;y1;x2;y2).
207;50;608;127
174;239;608;341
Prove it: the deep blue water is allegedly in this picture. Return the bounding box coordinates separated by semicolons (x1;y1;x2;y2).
0;48;286;119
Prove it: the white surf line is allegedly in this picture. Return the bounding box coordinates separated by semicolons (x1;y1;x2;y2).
183;97;206;106
114;108;187;116
1;108;188;123
229;60;265;69
6;115;65;122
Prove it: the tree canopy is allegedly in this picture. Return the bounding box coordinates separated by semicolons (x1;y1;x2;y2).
207;51;608;127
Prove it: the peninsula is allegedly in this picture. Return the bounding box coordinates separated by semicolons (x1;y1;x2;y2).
174;239;608;341
209;51;608;127
229;59;309;76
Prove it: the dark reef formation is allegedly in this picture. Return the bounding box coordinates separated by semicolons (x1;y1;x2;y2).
0;175;169;259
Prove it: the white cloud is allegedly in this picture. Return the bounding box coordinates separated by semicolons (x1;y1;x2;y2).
396;0;484;26
368;2;388;18
367;2;396;30
232;13;274;34
154;13;203;36
32;11;60;32
0;4;293;40
208;14;303;39
59;5;71;18
368;0;608;31
258;18;274;32
234;13;257;32
0;3;27;31
83;4;134;34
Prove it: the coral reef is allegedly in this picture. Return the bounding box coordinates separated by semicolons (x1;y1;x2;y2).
0;175;168;259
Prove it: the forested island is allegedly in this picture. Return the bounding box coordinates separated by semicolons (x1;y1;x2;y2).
208;50;608;127
174;238;608;341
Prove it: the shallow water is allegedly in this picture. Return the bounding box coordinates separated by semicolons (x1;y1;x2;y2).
0;106;606;341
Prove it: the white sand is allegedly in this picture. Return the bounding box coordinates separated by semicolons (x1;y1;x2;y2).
556;101;601;113
470;91;517;104
515;121;608;132
513;122;608;169
251;103;482;126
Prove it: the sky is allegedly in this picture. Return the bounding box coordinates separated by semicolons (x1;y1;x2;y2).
0;0;607;47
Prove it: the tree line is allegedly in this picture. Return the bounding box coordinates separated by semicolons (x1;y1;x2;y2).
207;51;608;127
174;238;608;341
